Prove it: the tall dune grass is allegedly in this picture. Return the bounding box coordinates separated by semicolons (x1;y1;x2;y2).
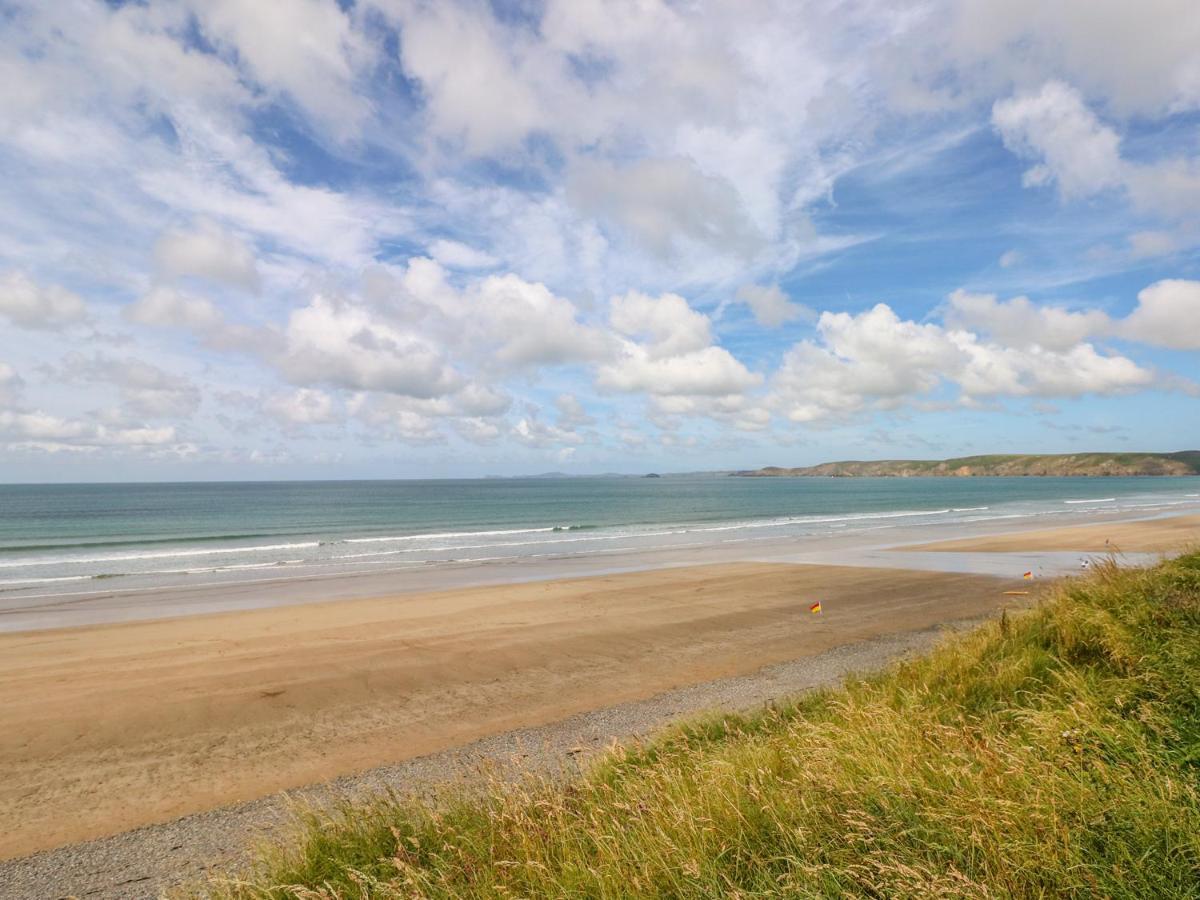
206;554;1200;898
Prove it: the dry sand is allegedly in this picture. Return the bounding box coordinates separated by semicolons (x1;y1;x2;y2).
0;620;1005;900
0;561;1023;863
905;513;1200;554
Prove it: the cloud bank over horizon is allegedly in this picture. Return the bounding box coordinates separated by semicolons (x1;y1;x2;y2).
0;0;1198;479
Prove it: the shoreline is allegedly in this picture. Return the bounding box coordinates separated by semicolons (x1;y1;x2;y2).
901;513;1200;553
0;510;1195;899
3;502;1197;634
0;616;1001;900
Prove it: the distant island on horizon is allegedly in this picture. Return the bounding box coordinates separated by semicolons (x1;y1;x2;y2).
734;451;1200;478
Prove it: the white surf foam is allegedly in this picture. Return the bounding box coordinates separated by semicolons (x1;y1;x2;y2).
0;541;321;570
343;527;558;544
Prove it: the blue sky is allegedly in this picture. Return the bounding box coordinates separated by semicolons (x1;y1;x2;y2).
0;0;1198;481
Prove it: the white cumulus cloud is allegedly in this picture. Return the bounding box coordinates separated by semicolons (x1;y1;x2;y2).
945;289;1111;351
568;157;763;260
125;286;268;352
0;271;87;329
263;388;342;426
471;274;611;369
280;293;464;398
992;81;1123;200
427;239;498;270
154;220;261;292
734;284;814;328
610;291;713;359
600;291;761;397
1122;279;1200;350
189;0;374;137
770;302;1153;423
993;80;1200;221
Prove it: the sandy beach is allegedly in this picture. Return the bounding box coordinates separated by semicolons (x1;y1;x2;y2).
906;513;1200;554
0;620;1003;900
1;510;1196;899
9;3;1200;893
0;561;1024;862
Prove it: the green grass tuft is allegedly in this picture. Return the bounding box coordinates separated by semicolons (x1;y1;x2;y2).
202;553;1200;899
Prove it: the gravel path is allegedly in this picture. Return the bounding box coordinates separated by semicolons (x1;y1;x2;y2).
0;619;983;900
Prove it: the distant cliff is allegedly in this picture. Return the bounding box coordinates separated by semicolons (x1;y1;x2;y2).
734;452;1200;478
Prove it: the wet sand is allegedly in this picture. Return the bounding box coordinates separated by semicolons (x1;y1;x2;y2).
905;513;1200;554
0;561;1021;862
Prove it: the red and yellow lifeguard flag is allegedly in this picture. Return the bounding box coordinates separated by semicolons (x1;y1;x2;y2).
809;601;822;614
1023;571;1033;579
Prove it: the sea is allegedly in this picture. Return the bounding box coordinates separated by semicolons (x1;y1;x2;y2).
2;474;1199;603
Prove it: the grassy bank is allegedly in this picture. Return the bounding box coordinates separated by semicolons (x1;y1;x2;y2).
208;555;1200;899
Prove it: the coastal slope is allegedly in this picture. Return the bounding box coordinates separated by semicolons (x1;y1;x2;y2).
736;450;1200;477
205;551;1200;899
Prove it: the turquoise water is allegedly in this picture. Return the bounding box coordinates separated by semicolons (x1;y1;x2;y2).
1;475;1197;597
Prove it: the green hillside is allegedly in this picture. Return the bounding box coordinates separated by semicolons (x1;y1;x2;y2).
737;451;1200;477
